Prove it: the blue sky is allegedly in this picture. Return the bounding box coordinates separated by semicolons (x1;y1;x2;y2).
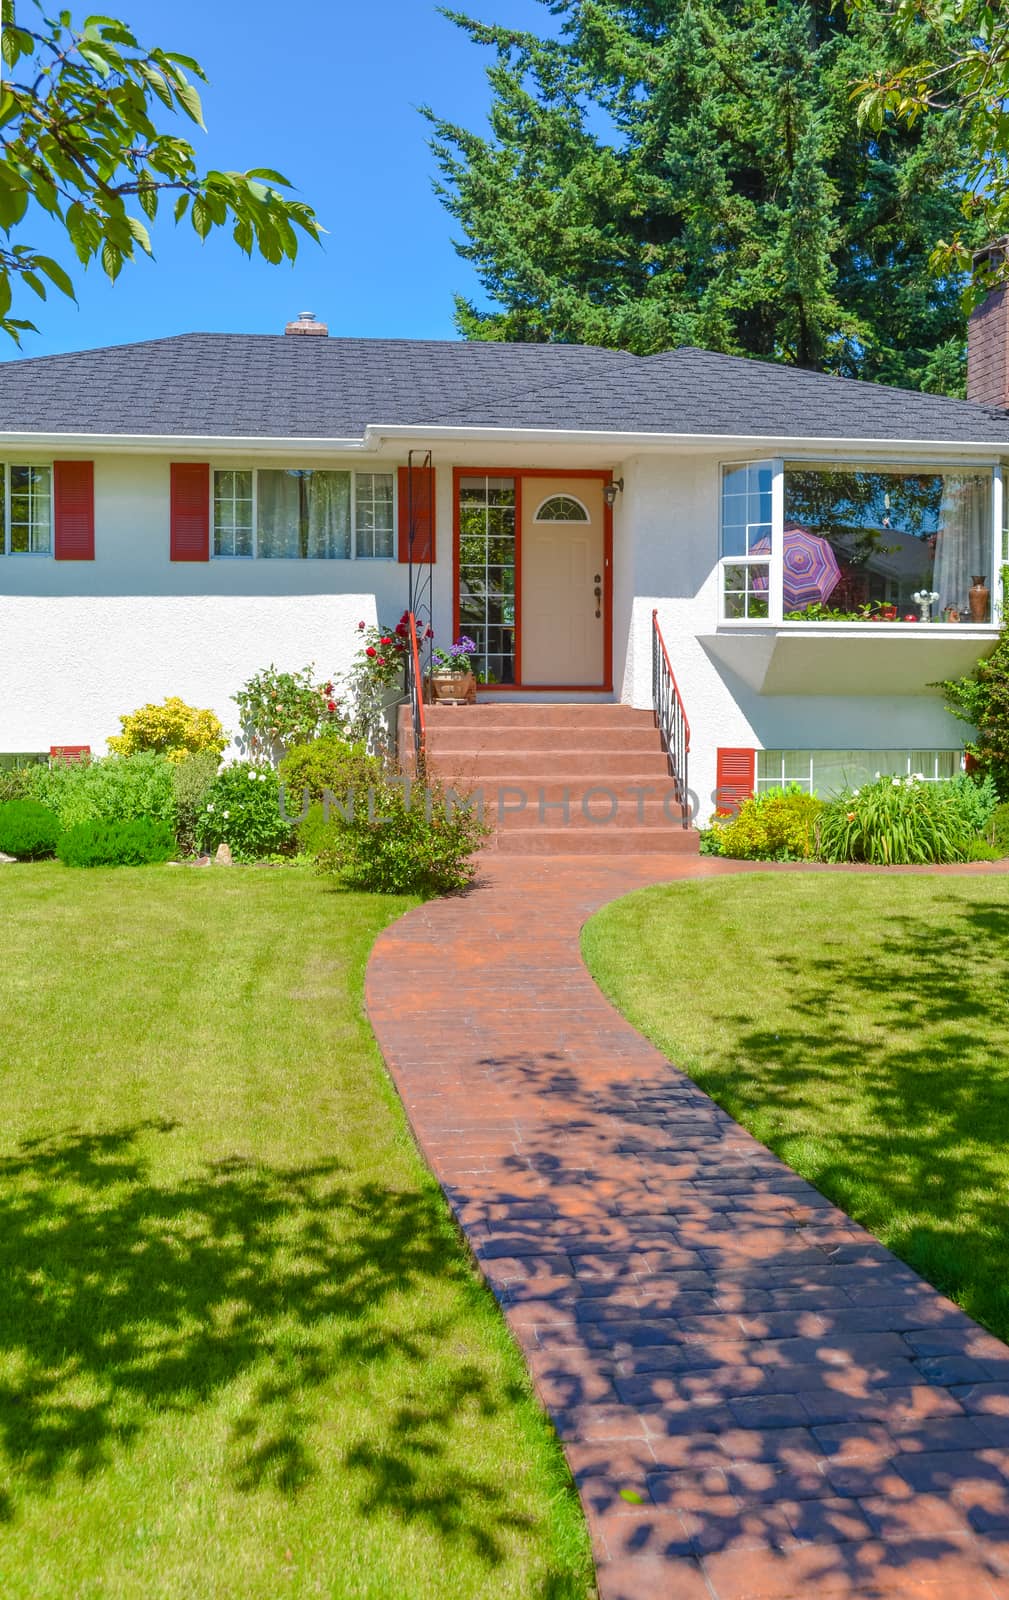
13;0;555;358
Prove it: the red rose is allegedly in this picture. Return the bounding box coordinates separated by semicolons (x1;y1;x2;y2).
327;699;336;711
324;681;333;693
377;656;386;665
425;627;434;639
365;646;377;658
358;621;366;630
380;636;392;645
395;623;406;637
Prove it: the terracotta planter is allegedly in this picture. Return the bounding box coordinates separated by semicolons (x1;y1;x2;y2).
969;577;990;624
430;671;476;705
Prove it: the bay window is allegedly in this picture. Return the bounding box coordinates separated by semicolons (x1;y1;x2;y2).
0;464;52;555
212;468;394;559
720;459;1001;624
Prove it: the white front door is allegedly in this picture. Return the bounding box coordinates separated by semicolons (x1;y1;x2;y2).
520;478;606;685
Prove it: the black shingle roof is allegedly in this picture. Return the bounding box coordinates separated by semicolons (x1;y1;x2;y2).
0;332;1007;445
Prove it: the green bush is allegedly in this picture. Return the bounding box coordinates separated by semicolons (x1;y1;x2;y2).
986;801;1009;859
33;752;175;831
0;759;47;805
818;774;976;865
56;818;176;867
196;763;293;861
967;837;1002;862
947;772;1000;834
172;750;221;856
0;799;61;859
314;771;489;895
711;787;824;861
279;733;380;807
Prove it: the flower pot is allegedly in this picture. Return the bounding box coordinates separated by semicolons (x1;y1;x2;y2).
430;671;476;705
969;577;990;624
879;606;897;621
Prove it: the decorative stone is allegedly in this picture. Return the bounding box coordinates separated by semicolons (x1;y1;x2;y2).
214;843;233;866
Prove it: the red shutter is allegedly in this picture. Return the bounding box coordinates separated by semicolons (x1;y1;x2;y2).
715;747;755;817
397;463;436;564
170;463;210;561
53;460;94;560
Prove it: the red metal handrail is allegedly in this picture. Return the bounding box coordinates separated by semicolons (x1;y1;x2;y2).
406;609;427;771
651;609;691;825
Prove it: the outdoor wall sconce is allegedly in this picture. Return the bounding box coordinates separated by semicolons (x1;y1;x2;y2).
604;478;624;508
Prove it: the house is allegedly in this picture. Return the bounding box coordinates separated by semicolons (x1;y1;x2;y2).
1;305;1007;843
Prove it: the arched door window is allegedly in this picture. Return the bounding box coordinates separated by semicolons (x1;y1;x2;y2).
533;494;590;523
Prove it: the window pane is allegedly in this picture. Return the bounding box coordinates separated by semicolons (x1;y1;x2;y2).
8;465;51;554
783;465;994;621
354;472;394;559
722;562;769;619
212;469;253;557
257;469;350;559
722;461;773;558
456;476;516;681
759;750;962;798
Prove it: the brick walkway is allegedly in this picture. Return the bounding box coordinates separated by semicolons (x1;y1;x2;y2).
366;856;1009;1600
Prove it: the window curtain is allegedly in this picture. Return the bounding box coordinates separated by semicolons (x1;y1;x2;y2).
934;474;992;614
257;470;301;558
306;471;351;558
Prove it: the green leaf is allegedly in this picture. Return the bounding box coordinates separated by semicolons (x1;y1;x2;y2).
21;271;47;301
173;74;206;130
174;192;191;222
35;257;77;300
101;240;123;281
126;214;153;254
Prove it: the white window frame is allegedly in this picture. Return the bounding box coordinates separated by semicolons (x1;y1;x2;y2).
209;467;397;561
756;749;963;794
0;461;54;557
718;456;1002;628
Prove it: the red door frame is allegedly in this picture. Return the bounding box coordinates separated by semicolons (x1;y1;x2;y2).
451;466;614;692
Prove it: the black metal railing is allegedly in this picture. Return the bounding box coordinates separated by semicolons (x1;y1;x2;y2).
652;608;691;827
406;447;434;687
405;610;427;774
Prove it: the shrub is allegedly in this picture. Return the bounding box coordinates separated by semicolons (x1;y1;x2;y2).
172;750;222;855
196;763;293;861
278;732;380;807
947;772;1000;834
108;697;227;763
967;837;1002;862
314;771;489;895
817;774;976;865
985;800;1009;858
234;665;343;762
711;788;823;861
0;799;61;859
57;818;176;868
0;761;47;806
32;751;175;832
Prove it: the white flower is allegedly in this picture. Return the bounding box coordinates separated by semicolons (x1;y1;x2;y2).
206;803;215;813
914;772;925;782
223;810;230;819
248;771;258;781
874;772;881;781
853;788;860;797
892;778;901;787
259;772;269;782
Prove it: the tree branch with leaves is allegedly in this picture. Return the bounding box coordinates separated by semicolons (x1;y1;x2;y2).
852;0;1009;297
0;1;321;340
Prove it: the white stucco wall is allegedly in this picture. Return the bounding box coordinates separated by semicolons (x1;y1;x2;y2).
616;454;978;822
0;452;436;755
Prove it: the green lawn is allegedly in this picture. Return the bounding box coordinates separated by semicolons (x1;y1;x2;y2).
0;866;591;1600
583;873;1009;1340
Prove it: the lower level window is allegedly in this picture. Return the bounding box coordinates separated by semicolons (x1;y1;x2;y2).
0;464;52;555
212;468;394;559
758;749;961;796
0;752;47;769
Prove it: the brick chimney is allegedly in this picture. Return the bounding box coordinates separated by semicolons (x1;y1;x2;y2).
284;310;328;337
967;242;1009;408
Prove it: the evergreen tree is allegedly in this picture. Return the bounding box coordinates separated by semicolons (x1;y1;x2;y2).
428;0;977;390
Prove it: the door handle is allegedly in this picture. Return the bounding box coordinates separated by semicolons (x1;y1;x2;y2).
593;577;602;618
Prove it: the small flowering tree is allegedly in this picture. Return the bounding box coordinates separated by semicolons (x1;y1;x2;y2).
233;664;343;764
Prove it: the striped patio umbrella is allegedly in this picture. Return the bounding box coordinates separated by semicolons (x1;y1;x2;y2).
751;523;842;611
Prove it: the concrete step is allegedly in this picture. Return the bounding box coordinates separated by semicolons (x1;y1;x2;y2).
427;773;677;802
427;703;653;728
485;797;688;830
427;725;661;754
430;750;671;780
492;827;700;856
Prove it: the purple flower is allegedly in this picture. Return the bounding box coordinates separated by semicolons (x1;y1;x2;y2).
450;636;477;658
